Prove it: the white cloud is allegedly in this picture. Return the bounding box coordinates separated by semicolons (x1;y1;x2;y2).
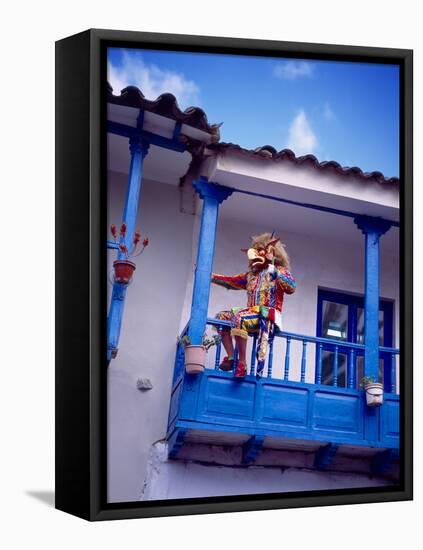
108;51;200;109
287;110;318;155
323;102;335;121
273;61;314;80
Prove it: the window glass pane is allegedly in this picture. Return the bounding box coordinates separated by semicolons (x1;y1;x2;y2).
356;308;364;344
322;301;348;341
321;350;347;387
357;308;384;345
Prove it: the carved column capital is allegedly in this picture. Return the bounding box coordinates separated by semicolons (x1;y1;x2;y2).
192;177;233;204
129;133;150;157
354;215;392;237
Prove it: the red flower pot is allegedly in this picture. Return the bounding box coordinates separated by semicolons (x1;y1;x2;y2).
113;260;136;284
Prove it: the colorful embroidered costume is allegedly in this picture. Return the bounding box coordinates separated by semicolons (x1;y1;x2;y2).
211;232;296;376
212;268;296;336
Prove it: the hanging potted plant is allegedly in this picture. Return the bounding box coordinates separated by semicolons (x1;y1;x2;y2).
360;376;384;407
179;334;221;374
110;223;149;284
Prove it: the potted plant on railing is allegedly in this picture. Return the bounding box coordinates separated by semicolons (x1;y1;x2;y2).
178;334;221;374
110;223;149;284
360;376;384;407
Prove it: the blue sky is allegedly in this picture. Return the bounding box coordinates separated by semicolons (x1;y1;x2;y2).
108;47;399;178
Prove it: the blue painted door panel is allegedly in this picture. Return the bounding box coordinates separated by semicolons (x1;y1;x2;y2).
312;390;364;437
379;395;400;446
256;383;309;428
198;374;256;421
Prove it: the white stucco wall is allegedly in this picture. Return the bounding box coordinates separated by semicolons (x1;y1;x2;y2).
107;171;399;503
141;442;393;501
107;171;194;503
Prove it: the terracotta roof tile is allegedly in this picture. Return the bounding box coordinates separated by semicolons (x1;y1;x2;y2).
208;143;399;185
107;83;221;141
107;84;398;185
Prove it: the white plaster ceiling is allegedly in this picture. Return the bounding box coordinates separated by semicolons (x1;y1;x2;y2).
216;186;399;253
107;130;399;252
107;133;192;185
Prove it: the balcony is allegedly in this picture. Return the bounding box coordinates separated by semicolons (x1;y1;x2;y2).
167;318;400;473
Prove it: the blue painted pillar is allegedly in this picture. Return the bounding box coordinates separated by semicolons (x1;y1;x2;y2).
119;135;150;256
178;178;232;422
107;133;150;362
354;216;392;381
107;283;126;361
187;178;233;344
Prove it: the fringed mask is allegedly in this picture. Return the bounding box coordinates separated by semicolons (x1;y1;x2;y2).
241;232;290;271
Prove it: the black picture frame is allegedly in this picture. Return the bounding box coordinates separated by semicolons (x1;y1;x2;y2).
55;28;413;521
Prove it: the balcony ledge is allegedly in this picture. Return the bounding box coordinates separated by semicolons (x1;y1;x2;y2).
166;438;399;479
167;368;399;474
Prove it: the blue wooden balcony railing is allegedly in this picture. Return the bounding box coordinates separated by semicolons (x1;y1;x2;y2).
204;318;400;392
167;317;400;467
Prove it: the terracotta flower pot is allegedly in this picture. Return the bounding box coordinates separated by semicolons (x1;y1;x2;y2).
364;382;384;407
113;260;136;284
184;345;207;374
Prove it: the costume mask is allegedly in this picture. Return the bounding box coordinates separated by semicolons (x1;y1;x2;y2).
243;236;281;271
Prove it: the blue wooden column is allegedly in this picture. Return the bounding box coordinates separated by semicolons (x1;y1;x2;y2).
107;134;150;362
177;178;232;427
187;177;233;344
354;216;392;382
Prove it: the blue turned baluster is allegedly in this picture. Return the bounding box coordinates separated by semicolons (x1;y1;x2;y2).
316;342;323;384
250;334;257;376
348;348;355;388
214;325;223;370
284;336;291;380
391;353;396;394
300;340;307;383
333;345;339;387
267;335;274;378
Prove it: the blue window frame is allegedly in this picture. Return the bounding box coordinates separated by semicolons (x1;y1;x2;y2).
316;289;394;389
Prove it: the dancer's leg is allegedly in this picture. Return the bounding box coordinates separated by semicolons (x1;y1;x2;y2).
221;330;234;358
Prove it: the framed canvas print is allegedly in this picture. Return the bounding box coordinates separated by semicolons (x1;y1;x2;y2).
55;29;413;521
